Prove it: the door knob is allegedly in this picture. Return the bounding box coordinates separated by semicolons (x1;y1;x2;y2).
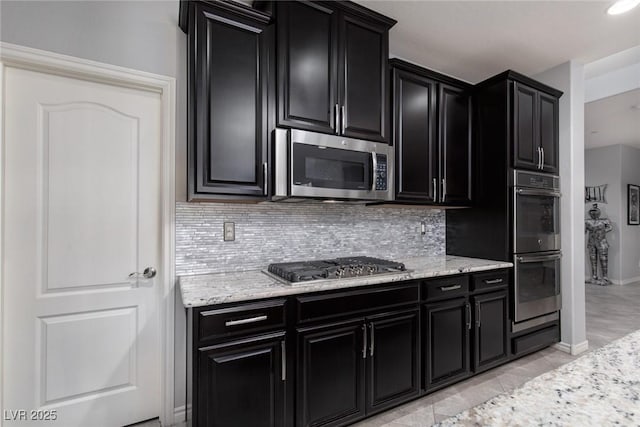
129;267;157;279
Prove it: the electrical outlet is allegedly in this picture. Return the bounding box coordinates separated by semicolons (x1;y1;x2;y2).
420;221;426;235
223;222;235;241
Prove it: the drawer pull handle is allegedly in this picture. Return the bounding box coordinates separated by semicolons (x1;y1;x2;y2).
440;284;461;291
484;278;503;285
225;315;268;327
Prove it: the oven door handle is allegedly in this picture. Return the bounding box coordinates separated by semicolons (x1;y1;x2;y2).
516;188;561;198
517;253;562;263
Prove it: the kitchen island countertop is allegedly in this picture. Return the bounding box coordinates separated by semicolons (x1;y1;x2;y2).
178;255;513;308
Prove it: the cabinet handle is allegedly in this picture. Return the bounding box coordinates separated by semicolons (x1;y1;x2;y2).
466;303;471;330
263;162;268;196
537;147;542;170
341;105;346;135
476;303;481;328
334;104;340;135
541;147;545;169
281;340;286;382
224;315;267;327
362;324;367;359
439;284;461;291
369;323;375;357
484;278;503;285
432;178;437;201
441;178;446;203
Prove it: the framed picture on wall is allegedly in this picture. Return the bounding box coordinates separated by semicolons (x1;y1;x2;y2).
629;184;640;225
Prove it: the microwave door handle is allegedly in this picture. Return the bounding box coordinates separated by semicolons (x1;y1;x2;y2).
371;153;378;192
516;188;562;198
517;253;562;263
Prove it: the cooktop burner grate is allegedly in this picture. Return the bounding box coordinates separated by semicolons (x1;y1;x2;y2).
267;256;406;283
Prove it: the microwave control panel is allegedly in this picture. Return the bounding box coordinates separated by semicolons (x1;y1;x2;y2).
375;154;388;191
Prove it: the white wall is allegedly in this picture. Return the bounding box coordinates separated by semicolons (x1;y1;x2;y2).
620;145;640;283
584;145;623;282
534;61;588;355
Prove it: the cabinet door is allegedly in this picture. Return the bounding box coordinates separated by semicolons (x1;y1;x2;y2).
393;69;438;202
196;333;285;427
189;3;269;199
538;92;559;174
473;290;510;373
297;319;366;427
439;84;472;205
367;309;420;414
424;298;471;390
277;1;338;134
513;82;539;171
339;13;389;142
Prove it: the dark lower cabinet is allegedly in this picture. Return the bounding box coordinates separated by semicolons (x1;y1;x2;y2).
297;308;420;426
196;332;286;427
424;297;471;389
297;319;366;427
367;309;421;414
473;290;510;373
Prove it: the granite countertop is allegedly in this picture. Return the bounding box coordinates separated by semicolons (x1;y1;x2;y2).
178;255;513;308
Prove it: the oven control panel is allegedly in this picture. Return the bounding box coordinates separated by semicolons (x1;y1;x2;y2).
514;170;559;191
375;154;387;191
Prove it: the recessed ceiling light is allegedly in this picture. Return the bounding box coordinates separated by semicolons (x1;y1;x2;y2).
607;0;640;15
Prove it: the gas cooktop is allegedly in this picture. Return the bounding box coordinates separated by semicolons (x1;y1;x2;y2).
266;256;406;283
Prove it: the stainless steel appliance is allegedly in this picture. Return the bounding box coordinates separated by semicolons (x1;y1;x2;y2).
512;170;562;332
273;128;394;202
266;256;406;284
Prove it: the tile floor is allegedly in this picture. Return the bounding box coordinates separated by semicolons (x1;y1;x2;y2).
134;281;640;427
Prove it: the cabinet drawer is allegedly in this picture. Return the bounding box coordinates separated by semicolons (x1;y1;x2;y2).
512;325;559;357
471;270;509;293
423;275;469;301
198;299;286;342
296;283;419;323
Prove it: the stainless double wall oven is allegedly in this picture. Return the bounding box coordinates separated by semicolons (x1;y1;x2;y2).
512;170;562;331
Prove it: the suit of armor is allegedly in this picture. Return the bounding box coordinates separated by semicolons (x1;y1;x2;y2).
585;204;612;285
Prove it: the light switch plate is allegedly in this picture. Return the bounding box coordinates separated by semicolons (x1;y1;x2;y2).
223;222;235;241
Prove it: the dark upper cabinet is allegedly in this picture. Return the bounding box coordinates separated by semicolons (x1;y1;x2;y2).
276;1;338;134
472;290;510;373
297;319;366;427
367;309;420;414
512;80;560;174
393;69;438;202
391;60;472;205
424;297;471;390
439;84;472;204
180;1;272;201
273;1;395;143
197;333;286;427
538;92;559;173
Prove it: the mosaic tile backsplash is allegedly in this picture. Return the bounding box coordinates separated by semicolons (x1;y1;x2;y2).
176;202;445;275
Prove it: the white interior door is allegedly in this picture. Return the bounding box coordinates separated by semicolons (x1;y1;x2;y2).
3;65;162;426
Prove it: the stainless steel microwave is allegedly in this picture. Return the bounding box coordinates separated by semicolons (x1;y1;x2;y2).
272;128;394;202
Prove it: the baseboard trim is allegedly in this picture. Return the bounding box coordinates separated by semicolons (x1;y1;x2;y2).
173;405;190;426
554;340;589;355
610;276;640;286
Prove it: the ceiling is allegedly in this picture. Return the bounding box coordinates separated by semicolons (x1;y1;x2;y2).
585;88;640;149
356;1;640;83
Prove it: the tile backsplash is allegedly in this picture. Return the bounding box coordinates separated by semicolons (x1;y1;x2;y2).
176;202;445;275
